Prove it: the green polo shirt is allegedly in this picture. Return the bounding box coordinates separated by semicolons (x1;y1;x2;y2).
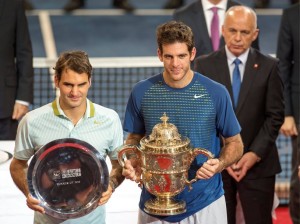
14;98;123;224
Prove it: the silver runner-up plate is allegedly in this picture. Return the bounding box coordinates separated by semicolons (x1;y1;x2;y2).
27;138;109;219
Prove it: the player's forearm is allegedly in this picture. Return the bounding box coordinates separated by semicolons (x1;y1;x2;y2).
219;134;243;168
109;160;125;192
10;158;30;197
125;133;144;145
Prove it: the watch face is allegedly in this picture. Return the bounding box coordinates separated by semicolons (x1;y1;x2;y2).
27;138;109;219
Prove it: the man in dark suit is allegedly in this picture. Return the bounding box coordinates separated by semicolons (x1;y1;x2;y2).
174;0;259;59
0;0;33;140
194;6;284;224
276;3;299;224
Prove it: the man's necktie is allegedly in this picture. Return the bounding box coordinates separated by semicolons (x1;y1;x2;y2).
232;58;242;108
211;7;219;51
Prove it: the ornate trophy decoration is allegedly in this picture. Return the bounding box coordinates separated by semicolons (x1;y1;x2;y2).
118;113;213;216
27;138;109;219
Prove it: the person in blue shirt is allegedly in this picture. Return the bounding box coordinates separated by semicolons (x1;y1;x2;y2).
121;20;243;224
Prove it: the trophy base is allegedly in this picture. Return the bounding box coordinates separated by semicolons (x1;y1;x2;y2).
144;197;186;216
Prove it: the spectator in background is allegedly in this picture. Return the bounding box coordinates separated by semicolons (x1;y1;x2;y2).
0;0;33;140
276;3;300;224
173;0;259;59
164;0;184;9
63;0;135;12
24;0;34;10
253;0;299;8
194;6;284;224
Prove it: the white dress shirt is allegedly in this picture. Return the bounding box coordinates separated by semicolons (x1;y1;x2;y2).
201;0;228;37
225;46;249;83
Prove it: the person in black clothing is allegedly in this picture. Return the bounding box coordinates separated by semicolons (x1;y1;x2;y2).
253;0;299;8
63;0;135;12
276;3;300;224
164;0;184;9
0;0;33;140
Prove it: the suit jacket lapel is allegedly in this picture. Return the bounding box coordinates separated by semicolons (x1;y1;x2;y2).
192;2;213;51
217;49;233;99
236;49;258;113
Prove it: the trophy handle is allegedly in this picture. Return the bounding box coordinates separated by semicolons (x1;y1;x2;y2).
117;144;140;167
117;144;143;187
192;148;214;160
186;148;214;191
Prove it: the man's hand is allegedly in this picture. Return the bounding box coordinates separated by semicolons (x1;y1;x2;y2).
12;103;28;120
196;158;224;179
227;152;259;182
280;116;298;137
98;185;113;206
26;194;45;214
122;159;142;183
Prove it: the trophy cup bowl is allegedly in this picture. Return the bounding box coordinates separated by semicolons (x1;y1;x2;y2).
27;138;109;219
118;113;213;216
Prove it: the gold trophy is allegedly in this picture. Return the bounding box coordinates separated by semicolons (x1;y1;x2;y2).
118;113;213;216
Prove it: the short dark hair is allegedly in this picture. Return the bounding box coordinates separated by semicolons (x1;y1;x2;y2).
156;21;195;53
53;50;93;81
